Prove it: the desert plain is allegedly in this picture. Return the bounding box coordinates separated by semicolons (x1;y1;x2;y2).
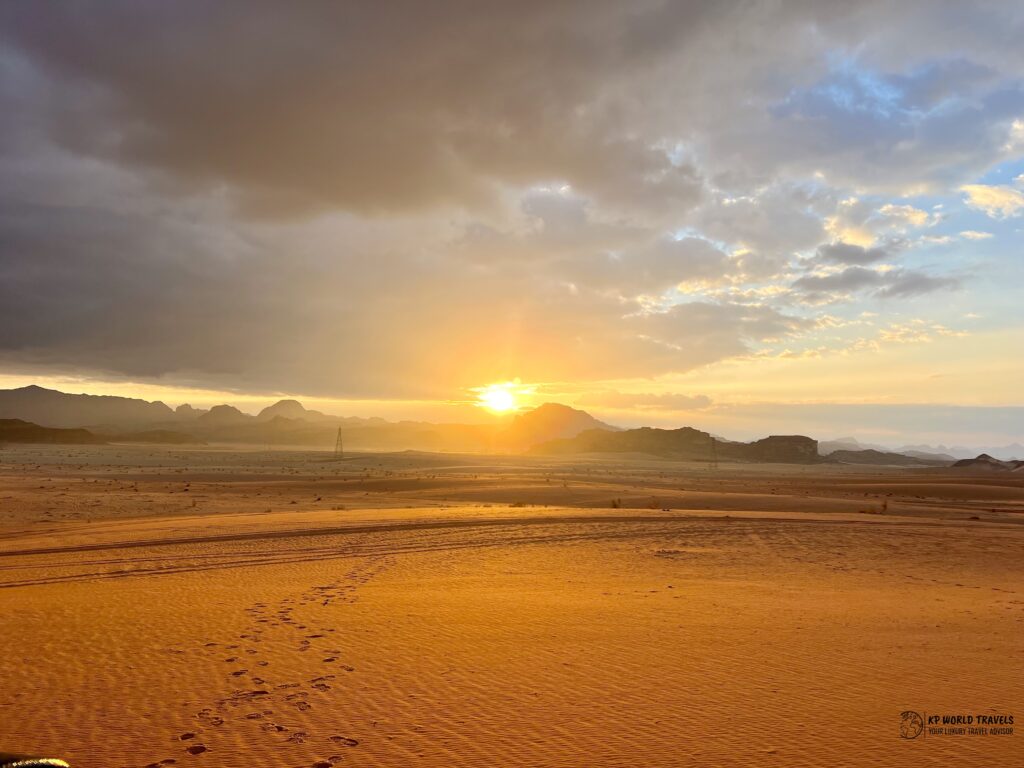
0;444;1021;768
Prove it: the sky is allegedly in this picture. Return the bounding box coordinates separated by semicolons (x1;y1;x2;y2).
0;1;1022;446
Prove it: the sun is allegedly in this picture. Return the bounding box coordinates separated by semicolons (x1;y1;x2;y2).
474;381;531;413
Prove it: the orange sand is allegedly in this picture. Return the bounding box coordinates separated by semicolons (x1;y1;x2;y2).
1;445;1021;767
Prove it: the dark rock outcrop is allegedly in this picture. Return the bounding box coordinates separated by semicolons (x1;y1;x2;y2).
0;418;105;444
727;435;818;463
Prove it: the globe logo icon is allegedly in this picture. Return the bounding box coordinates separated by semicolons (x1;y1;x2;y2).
900;711;924;739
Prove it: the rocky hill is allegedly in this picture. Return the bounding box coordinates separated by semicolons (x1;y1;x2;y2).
0;418;105;444
952;454;1024;471
533;426;818;463
498;403;616;450
256;399;330;422
0;385;175;429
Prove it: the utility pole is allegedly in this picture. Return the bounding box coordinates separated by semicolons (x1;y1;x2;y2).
709;434;719;470
334;427;344;460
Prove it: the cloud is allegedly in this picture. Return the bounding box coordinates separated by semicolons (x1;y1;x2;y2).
816;242;891;265
879;320;966;343
689;183;826;268
0;2;711;217
791;266;960;302
961;183;1024;218
959;230;993;240
456;190;738;295
0;1;1018;402
823;197;940;247
0;191;817;396
874;270;961;298
876;203;933;228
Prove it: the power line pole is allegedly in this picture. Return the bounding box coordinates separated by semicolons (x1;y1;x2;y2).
334;428;344;460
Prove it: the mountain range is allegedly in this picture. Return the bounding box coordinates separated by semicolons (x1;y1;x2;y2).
0;386;611;453
0;385;1016;463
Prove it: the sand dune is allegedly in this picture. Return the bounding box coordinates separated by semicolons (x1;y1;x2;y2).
1;446;1021;767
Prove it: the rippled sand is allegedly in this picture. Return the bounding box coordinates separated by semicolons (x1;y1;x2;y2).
1;446;1021;767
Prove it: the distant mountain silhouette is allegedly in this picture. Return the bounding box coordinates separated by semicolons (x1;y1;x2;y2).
899;448;956;463
498;403;616;450
0;418;106;444
825;449;949;466
900;443;1024;461
0;384;1005;460
821;438;954;463
0;418;204;446
952;454;1024;471
196;404;251;425
819;436;888;455
532;426;818;463
0;385;175;429
256;399;329;422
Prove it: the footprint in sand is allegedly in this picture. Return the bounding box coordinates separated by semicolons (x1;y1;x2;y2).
185;745;207;756
178;733;196;741
328;736;359;747
195;709;224;727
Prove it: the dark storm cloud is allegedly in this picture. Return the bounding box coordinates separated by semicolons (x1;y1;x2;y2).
0;1;1018;397
0;1;712;217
